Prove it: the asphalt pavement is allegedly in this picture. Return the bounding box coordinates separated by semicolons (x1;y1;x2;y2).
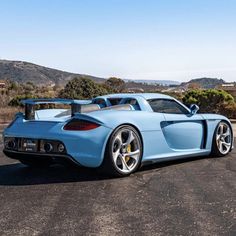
0;125;235;236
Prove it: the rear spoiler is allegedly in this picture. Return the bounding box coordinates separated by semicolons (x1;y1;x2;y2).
21;98;92;120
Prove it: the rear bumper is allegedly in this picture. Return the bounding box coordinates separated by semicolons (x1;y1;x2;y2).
3;120;112;167
3;149;82;166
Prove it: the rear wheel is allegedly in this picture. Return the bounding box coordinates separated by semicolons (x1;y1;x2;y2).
19;158;52;168
211;121;233;157
101;125;143;177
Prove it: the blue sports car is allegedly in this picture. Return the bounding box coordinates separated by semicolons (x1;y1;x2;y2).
3;93;234;177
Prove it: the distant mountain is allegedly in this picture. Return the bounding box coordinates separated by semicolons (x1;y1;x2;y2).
0;60;105;85
124;79;180;86
181;77;225;89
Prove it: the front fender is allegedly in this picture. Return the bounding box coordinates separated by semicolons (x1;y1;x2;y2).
201;114;234;150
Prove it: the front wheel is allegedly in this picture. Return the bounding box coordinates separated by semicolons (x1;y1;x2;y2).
211;121;233;157
101;125;143;177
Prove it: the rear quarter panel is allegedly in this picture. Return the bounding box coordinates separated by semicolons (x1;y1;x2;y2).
82;110;164;132
80;110;174;162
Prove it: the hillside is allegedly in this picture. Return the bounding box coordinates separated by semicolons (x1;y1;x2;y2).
0;60;105;85
125;81;164;91
125;79;180;86
181;77;225;89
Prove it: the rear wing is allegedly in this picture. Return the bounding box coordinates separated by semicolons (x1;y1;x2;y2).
21;98;94;120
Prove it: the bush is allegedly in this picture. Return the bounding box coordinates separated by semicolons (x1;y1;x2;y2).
8;95;38;107
59;77;108;99
104;77;125;93
183;89;234;113
219;103;236;119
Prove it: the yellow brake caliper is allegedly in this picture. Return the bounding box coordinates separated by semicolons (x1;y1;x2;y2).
125;144;131;162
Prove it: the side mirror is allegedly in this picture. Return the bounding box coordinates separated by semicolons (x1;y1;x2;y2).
190;104;199;115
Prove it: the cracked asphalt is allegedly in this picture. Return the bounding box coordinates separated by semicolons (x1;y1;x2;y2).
0;124;235;236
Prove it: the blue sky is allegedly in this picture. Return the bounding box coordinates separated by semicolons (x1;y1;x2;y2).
0;0;236;81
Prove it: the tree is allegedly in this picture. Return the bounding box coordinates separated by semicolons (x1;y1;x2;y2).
188;82;201;90
8;95;37;107
22;82;36;95
7;80;18;91
59;77;108;99
105;77;125;93
182;89;234;113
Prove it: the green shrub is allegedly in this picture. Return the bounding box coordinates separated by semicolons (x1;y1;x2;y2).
183;89;234;114
59;77;108;99
219;103;236;119
8;95;37;107
105;77;125;93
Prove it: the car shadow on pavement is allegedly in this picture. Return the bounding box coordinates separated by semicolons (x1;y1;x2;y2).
0;162;111;186
0;156;211;186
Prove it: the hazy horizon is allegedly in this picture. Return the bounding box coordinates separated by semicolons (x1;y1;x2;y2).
1;0;236;82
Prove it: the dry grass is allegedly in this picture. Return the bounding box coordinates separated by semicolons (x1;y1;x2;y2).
0;107;22;123
0;107;19;144
0;124;7;144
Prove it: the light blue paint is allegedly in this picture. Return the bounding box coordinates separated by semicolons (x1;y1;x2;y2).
3;93;233;167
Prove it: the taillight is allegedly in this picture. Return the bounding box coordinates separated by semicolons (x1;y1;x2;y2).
63;119;100;131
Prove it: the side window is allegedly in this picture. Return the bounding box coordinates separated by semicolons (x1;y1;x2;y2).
148;99;189;114
123;98;141;110
92;99;106;108
107;98;122;106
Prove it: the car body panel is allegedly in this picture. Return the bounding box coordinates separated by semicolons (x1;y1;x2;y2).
161;120;204;150
2;93;233;168
3;115;112;167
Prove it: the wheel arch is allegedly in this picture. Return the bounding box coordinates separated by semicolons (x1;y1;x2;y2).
211;119;234;155
219;119;234;151
101;123;144;166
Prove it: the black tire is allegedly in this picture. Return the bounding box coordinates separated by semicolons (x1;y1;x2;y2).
100;125;143;177
19;158;52;168
211;121;233;157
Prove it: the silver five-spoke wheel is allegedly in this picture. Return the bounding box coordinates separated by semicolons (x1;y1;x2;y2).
102;125;142;177
212;121;232;157
112;128;141;174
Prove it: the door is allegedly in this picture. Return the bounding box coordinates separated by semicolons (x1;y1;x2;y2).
148;99;205;150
